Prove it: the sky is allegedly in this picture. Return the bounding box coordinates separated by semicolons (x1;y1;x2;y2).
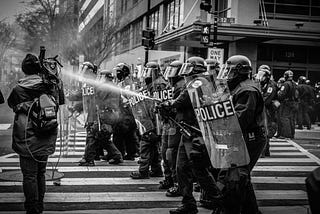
0;0;30;23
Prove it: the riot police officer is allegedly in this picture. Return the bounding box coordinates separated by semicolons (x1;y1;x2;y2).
256;65;278;157
205;58;220;77
114;63;139;160
73;62;99;166
159;60;185;190
297;76;315;130
130;62;166;179
169;57;220;214
277;70;298;138
221;55;266;214
95;70;123;164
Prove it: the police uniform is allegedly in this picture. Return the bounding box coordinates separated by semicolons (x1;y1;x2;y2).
166;79;185;186
297;83;315;129
95;80;123;163
114;65;139;160
157;83;176;188
130;76;167;178
228;78;266;214
169;57;225;214
81;81;99;164
278;80;298;138
261;79;278;156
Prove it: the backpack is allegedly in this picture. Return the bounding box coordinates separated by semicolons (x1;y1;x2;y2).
30;94;58;135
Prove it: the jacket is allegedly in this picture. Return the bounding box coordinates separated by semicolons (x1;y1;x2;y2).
0;89;4;104
7;74;58;157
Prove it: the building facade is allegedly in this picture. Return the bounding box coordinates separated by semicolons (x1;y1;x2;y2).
80;0;320;83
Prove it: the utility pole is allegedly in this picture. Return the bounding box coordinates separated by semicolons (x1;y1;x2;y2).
144;0;151;65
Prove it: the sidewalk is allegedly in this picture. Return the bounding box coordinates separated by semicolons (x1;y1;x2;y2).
0;206;311;214
295;124;320;140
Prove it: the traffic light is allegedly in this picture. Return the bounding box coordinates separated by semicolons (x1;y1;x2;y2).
200;0;212;12
142;29;155;49
200;24;211;45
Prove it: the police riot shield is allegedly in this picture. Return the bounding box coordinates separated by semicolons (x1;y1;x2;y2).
185;74;250;168
79;65;98;126
126;87;157;136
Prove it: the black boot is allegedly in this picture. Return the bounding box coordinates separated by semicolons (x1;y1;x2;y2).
159;176;174;189
169;204;198;214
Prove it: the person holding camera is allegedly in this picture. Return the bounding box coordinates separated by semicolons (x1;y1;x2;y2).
7;53;61;214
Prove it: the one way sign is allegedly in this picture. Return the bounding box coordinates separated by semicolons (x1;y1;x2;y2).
201;24;211;45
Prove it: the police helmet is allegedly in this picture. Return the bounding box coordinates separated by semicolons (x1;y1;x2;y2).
179;56;206;76
81;61;97;75
256;64;271;83
306;79;311;85
298;76;306;84
218;55;252;80
143;61;161;84
164;60;183;80
258;65;271;76
278;77;285;84
99;70;114;81
284;70;293;80
114;63;130;81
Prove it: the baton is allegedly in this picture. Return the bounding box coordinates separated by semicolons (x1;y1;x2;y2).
167;116;192;138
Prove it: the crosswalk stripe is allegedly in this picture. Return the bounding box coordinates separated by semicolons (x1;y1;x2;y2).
0;190;307;203
0;176;306;186
257;158;314;162
0;157;314;165
269;147;298;151
1;165;317;172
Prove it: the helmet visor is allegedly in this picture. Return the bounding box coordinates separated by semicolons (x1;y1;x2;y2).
179;63;194;76
164;66;179;80
143;67;157;78
217;64;239;80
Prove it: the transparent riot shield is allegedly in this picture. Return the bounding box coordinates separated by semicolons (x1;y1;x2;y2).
126;87;157;136
185;74;250;168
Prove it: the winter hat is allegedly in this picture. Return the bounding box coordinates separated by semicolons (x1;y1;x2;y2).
21;53;41;75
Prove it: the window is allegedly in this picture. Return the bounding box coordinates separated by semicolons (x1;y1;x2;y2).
164;0;184;32
121;0;128;14
149;8;160;36
121;27;130;51
264;0;320;22
132;19;143;46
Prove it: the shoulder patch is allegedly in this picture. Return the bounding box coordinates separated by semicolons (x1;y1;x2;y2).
267;87;273;93
280;86;285;91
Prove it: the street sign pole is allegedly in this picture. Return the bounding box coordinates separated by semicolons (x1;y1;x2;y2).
213;0;218;47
